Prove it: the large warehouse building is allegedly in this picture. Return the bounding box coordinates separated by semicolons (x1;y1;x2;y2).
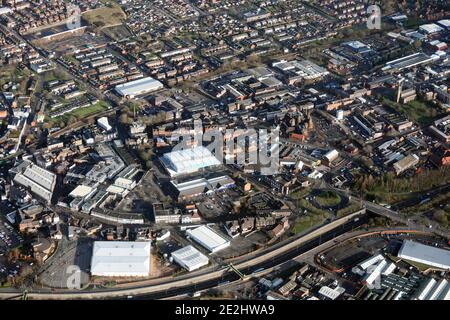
90;241;151;277
12;160;56;204
186;225;230;253
171;245;209;271
115;76;164;98
398;240;450;270
160;146;222;177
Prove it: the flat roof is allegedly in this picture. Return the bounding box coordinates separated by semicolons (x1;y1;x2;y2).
69;185;93;198
186;225;230;253
398;240;450;270
91;241;151;277
106;185;126;194
171;245;209;271
161;146;221;176
115;77;163;97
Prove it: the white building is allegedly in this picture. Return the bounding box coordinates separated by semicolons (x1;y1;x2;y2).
97;117;112;132
419;23;443;35
90;241;151;277
398;240;450;270
13;160;56;204
171;245;209;271
318;286;345;300
186;225;230;253
160;146;222;177
114;177;136;190
115;77;164;98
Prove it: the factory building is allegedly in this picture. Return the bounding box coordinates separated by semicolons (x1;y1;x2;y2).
160;146;222;177
393;154;419;175
171;245;209;271
115;77;164;99
186;225;230;253
12;160;56;204
398;240;450;270
170;175;235;200
90;241;151;277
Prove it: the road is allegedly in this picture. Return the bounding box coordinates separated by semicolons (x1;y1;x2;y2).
329;186;450;239
0;210;367;299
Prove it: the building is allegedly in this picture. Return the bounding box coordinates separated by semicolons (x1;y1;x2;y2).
414;278;450;300
97;117;112;132
323;149;339;165
115;77;164;98
318;286;346;300
90;241;151;277
393;154;419;175
419;23;443;35
170;175;235;200
398;240;450;270
186;225;230;253
160;146;222;177
272;59;329;83
171;245;209;271
383;53;434;72
12;160;56;204
152;203;181;224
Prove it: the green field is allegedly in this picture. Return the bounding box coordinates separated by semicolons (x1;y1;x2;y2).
382;98;444;126
82;3;126;29
315;191;342;207
292;212;329;235
49;100;110;125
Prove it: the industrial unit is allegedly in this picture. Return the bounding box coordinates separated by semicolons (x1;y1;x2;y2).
160;146;222;177
115;76;164;98
171;245;209;271
186;225;230;253
398;240;450;270
90;241;151;277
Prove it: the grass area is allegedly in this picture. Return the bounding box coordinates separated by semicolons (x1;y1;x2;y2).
292;198;331;234
401;258;433;272
290;188;311;200
82;4;126;29
403;17;426;29
315;191;342;207
353;166;450;204
292;211;330;235
49;100;110;125
336;202;364;218
382;97;444;126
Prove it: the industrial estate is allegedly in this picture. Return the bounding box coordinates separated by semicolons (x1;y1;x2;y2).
0;0;449;302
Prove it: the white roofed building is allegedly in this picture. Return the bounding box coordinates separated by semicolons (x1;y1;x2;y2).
160;146;221;177
186;225;230;253
115;77;164;98
171;245;209;271
97;117;112;132
398;240;450;270
12;160;56;204
90;241;151;277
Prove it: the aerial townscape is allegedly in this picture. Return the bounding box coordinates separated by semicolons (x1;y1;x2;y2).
0;0;449;303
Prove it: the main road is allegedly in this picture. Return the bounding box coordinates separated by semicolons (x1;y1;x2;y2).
0;210;368;299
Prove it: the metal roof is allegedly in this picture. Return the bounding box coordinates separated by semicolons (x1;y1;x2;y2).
91;241;151;277
171;245;209;271
398;240;450;270
186;225;230;253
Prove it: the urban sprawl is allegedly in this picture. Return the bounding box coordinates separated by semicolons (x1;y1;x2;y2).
0;0;449;301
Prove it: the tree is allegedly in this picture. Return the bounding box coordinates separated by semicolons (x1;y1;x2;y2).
432;210;448;226
119;112;129;125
